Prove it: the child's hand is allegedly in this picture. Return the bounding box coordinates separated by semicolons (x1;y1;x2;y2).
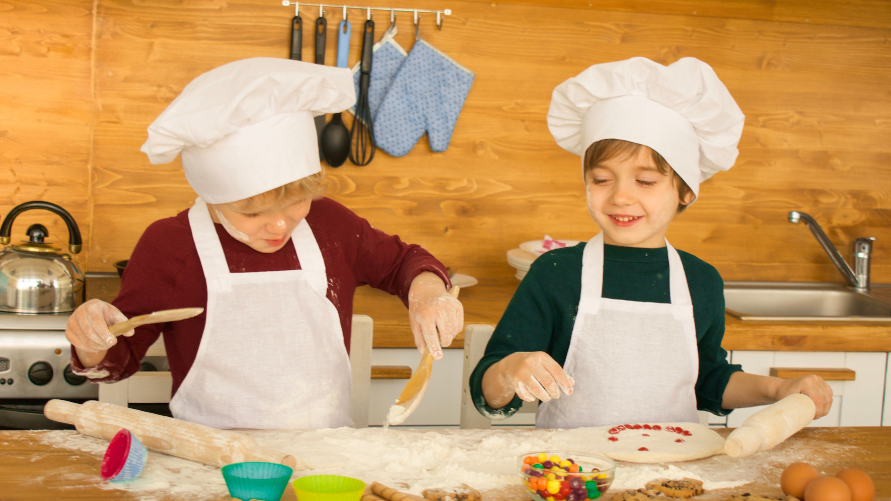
65;299;133;367
408;272;464;360
775;374;834;419
497;352;574;403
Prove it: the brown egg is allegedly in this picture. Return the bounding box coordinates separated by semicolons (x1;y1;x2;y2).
836;468;875;501
781;462;821;499
804;475;852;501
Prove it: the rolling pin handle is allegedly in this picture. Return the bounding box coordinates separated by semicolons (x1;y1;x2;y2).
44;399;81;425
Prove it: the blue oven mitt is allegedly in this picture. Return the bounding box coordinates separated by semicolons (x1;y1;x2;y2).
349;25;407;121
373;39;475;156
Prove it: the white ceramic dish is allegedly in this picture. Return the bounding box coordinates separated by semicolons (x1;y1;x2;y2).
450;273;478;288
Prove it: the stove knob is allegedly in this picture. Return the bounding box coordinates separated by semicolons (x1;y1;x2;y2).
28;361;54;386
63;364;87;386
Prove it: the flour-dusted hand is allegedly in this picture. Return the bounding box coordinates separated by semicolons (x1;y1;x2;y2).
495;352;574;403
65;299;134;367
775;374;833;419
408;272;464;360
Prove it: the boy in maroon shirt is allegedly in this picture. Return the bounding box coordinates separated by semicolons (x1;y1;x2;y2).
66;58;462;430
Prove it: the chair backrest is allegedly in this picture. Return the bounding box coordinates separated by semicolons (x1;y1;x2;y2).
460;324;495;429
349;314;373;428
99;314;375;428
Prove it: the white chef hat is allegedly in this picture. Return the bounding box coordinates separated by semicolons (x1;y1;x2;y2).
140;57;356;204
547;57;745;202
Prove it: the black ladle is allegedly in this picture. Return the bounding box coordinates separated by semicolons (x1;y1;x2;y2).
320;19;352;167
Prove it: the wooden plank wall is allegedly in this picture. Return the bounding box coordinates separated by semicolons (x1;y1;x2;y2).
3;0;890;336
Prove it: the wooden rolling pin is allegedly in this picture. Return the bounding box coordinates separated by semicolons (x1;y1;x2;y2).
45;399;302;469
724;393;817;458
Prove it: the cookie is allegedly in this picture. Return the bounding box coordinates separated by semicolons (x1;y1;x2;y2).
422;485;481;501
645;478;705;498
611;489;680;501
725;495;800;501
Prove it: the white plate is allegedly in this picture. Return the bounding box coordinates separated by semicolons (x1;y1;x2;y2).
520;239;581;255
450;273;478;288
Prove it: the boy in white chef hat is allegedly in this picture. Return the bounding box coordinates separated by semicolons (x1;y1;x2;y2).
471;57;832;428
65;58;462;430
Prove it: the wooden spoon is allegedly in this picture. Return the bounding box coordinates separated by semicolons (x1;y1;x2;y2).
108;307;205;336
386;287;460;426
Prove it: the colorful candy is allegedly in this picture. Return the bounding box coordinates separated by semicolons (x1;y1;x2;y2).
521;454;608;501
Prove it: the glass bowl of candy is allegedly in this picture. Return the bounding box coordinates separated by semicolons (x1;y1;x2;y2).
517;452;615;501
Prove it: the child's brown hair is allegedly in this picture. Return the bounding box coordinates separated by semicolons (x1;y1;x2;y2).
228;170;327;214
584;139;694;213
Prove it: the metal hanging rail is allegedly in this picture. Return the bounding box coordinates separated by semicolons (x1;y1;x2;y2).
281;2;452;29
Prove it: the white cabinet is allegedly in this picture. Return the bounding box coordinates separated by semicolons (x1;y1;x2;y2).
726;351;887;428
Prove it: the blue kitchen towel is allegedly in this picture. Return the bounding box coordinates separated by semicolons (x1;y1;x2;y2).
350;26;407;121
373;39;475;156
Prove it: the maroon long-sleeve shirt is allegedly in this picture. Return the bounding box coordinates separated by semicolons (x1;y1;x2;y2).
71;197;449;396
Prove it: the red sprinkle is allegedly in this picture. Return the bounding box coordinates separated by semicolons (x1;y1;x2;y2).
675;439;685;443
632;424;642;429
623;424;633;429
666;426;675;432
653;425;662;431
683;431;692;436
608;428;619;434
616;425;625;431
643;424;652;430
638;447;648;451
608;436;618;442
642;434;650;437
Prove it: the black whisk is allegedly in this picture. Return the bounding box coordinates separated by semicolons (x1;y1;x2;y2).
349;18;376;166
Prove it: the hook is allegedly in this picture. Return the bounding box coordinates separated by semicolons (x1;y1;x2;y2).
319;4;324;17
415;13;421;41
390;9;396;25
413;9;418;26
294;1;299;16
366;7;371;20
436;11;443;29
343;5;347;21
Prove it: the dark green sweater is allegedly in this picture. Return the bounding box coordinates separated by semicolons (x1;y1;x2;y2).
470;242;742;420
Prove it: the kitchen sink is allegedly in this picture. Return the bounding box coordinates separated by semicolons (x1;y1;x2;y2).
724;282;891;322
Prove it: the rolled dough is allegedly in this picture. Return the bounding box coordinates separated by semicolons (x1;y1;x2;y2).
549;422;725;463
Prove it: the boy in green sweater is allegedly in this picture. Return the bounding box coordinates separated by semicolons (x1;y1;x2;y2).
470;57;833;428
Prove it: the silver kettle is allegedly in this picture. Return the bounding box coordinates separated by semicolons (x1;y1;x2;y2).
0;201;85;314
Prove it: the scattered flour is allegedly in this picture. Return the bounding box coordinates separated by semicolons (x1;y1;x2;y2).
612;464;748;491
31;427;769;500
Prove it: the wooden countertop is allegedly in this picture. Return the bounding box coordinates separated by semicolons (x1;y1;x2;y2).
1;427;889;500
87;276;891;351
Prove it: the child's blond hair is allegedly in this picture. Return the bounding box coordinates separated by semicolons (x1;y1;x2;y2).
584;139;693;213
228;170;327;214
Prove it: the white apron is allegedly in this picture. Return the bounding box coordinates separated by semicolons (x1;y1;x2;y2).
169;198;353;430
536;233;699;429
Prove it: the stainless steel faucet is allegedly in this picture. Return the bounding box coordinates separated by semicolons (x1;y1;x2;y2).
789;211;876;291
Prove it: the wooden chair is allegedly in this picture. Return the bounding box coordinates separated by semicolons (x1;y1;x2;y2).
459;323;710;428
98;314;375;428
